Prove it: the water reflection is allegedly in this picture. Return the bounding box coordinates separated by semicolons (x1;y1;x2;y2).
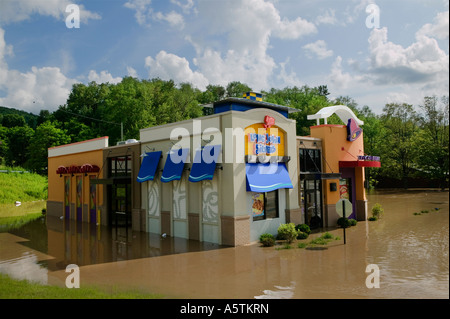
4;215;225;274
0;252;48;284
0;189;448;299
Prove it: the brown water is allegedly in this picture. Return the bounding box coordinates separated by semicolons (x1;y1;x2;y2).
0;189;448;299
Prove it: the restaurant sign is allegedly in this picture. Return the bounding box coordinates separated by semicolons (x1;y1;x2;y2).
245;117;285;157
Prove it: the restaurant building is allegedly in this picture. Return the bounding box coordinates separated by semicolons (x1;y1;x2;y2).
47;93;380;246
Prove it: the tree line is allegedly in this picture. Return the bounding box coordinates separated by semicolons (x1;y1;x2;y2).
0;77;448;189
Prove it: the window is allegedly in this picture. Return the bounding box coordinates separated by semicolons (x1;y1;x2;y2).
252;191;279;221
299;148;321;173
108;156;132;177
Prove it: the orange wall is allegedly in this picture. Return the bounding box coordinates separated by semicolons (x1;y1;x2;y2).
310;124;366;205
48;149;104;206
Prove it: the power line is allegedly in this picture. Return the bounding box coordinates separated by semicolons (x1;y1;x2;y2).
58;108;123;141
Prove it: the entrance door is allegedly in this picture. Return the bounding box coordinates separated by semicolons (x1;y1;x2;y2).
109;183;131;227
339;167;356;219
303;179;323;229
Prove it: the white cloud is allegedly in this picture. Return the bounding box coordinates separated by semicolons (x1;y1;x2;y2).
0;0;100;25
170;0;195;14
145;50;209;90
303;40;333;60
124;0;185;29
127;66;138;78
0;28;123;112
329;56;356;89
144;0;317;91
416;10;449;40
315;9;339;26
154;10;185;29
124;0;153;26
368;27;449;84
87;70;122;84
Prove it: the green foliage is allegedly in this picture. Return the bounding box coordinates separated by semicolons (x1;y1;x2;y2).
337;217;351;228
26;121;71;172
277;223;299;244
263;85;330;136
368;216;378;221
0;273;163;299
259;233;276;247
295;223;311;235
296;231;309;240
1;80;448;189
349;219;357;226
371;203;384;219
0;169;48;204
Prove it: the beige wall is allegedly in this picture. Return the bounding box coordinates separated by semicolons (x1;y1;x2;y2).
139;108;300;245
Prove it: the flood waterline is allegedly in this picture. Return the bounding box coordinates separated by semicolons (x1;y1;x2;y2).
0;189;448;299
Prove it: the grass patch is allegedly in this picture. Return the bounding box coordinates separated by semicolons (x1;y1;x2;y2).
0;168;47;205
297;232;341;249
0;273;163;299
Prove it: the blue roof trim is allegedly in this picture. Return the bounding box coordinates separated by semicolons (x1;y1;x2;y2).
137;151;162;183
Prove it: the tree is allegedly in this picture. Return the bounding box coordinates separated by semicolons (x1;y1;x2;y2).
2;114;26;128
37;110;51;126
5;126;34;167
414;95;449;189
380;103;419;188
357;105;384;188
264;85;330;135
26;121;71;172
226;81;252;98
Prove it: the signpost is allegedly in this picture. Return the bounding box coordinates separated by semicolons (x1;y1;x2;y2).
336;198;352;244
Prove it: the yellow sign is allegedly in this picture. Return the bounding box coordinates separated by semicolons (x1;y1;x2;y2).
244;123;285;156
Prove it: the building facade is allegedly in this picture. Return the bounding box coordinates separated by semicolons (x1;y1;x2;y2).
47;94;380;246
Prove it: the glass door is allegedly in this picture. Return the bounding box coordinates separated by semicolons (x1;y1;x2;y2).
303;179;323;229
109;183;131;227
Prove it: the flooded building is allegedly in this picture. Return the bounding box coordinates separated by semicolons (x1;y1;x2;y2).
47;94;380;246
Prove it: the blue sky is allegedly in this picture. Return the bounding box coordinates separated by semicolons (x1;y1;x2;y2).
0;0;448;114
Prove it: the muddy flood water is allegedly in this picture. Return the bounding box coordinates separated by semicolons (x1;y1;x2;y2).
0;189;448;299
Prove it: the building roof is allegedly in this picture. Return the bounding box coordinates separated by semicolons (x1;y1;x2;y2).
203;97;301;115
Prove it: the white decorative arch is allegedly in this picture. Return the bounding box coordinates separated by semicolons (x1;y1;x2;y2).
307;105;364;126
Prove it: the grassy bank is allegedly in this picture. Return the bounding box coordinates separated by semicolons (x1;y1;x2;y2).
0;273;163;299
0;166;47;205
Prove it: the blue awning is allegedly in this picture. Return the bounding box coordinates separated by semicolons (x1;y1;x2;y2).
137;151;162;183
161;148;188;183
189;145;221;182
246;162;293;192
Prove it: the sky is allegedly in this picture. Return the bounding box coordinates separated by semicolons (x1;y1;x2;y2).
0;0;448;115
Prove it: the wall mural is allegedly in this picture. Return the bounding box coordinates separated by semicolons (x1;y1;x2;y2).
173;178;187;220
202;179;218;224
148;180;160;217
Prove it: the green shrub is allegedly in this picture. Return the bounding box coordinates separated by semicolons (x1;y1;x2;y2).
277;223;299;244
295;223;311;235
297;242;307;249
259;233;276;247
368;216;378;221
322;232;333;239
349;219;357;226
371;203;384;219
420;210;429;214
296;231;309;240
337;217;351;228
